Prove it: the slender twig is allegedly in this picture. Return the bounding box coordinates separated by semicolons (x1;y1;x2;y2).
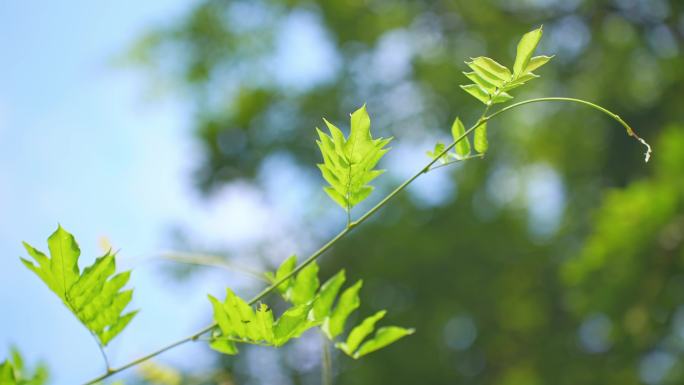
484;97;652;162
428;153;485;172
321;332;333;385
157;252;268;283
80;96;645;385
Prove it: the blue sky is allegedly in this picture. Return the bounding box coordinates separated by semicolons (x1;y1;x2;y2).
0;1;235;384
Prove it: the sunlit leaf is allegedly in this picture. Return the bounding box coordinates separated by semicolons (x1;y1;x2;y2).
323;280;363;339
525;55;553;73
336;310;386;356
21;226;137;346
468;57;511;83
460;84;491;105
353;326;415;359
274;304;311;346
291;262;319;306
312;270;346;322
513;26;543;77
474;122;489;154
451;117;471;158
426;142;448;164
317;105;392;212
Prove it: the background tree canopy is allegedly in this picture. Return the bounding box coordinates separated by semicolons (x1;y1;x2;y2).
129;0;684;384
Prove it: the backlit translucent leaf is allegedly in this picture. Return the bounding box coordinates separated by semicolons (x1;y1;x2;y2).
353;326;415;359
337;310;386;356
0;361;15;385
273;304;311;346
271;255;296;299
323;280;363;339
463;71;497;93
474;122;489;154
525;55;553;73
426;142;448;164
312;270;346;322
317;105;392;212
451;117;471;158
209;339;238;355
469;57;511;82
513;26;543;77
460;84;491;105
291;262;319;305
21;226;136;346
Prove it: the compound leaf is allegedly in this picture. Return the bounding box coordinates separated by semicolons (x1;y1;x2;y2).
317;105;392;212
426;142;448;164
21;226;136;347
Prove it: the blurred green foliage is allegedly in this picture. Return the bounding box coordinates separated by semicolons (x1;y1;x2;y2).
132;0;684;384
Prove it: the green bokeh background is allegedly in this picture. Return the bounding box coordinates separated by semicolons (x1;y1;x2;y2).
130;0;684;384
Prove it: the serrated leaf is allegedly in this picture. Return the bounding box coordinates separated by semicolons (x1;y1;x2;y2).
337;310;386;356
291;262;319;306
21;226;136;346
474;121;488;154
255;304;275;344
451;117;471;158
353;326;415;359
513;26;543;77
460;84;491;105
525;55;553;73
317;105;392;212
312;270;346;322
323;280;363;339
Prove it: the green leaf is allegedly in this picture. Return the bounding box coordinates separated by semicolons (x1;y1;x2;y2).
468;57;511;83
274;304;311;346
460;84;491;105
272;255;296;299
209;339;238;355
312;270;346;322
0;361;16;385
317;105;392;211
323;280;363;339
426;142;448;164
451;118;471;158
474;122;489;154
337;310;386;356
21;226;137;346
291;262;319;306
255;304;275;344
353;326;415;359
462;71;497;93
525;55;553;73
513;26;543;77
492;92;514;104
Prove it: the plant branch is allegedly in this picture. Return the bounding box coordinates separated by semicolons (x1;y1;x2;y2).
80;96;643;385
485;97;652;162
321;332;333;385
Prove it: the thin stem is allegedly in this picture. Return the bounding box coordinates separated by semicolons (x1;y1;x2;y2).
94;339;111;373
484;97;651;162
428;153;485;172
321;333;333;385
80;96;643;385
157;252;268;283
